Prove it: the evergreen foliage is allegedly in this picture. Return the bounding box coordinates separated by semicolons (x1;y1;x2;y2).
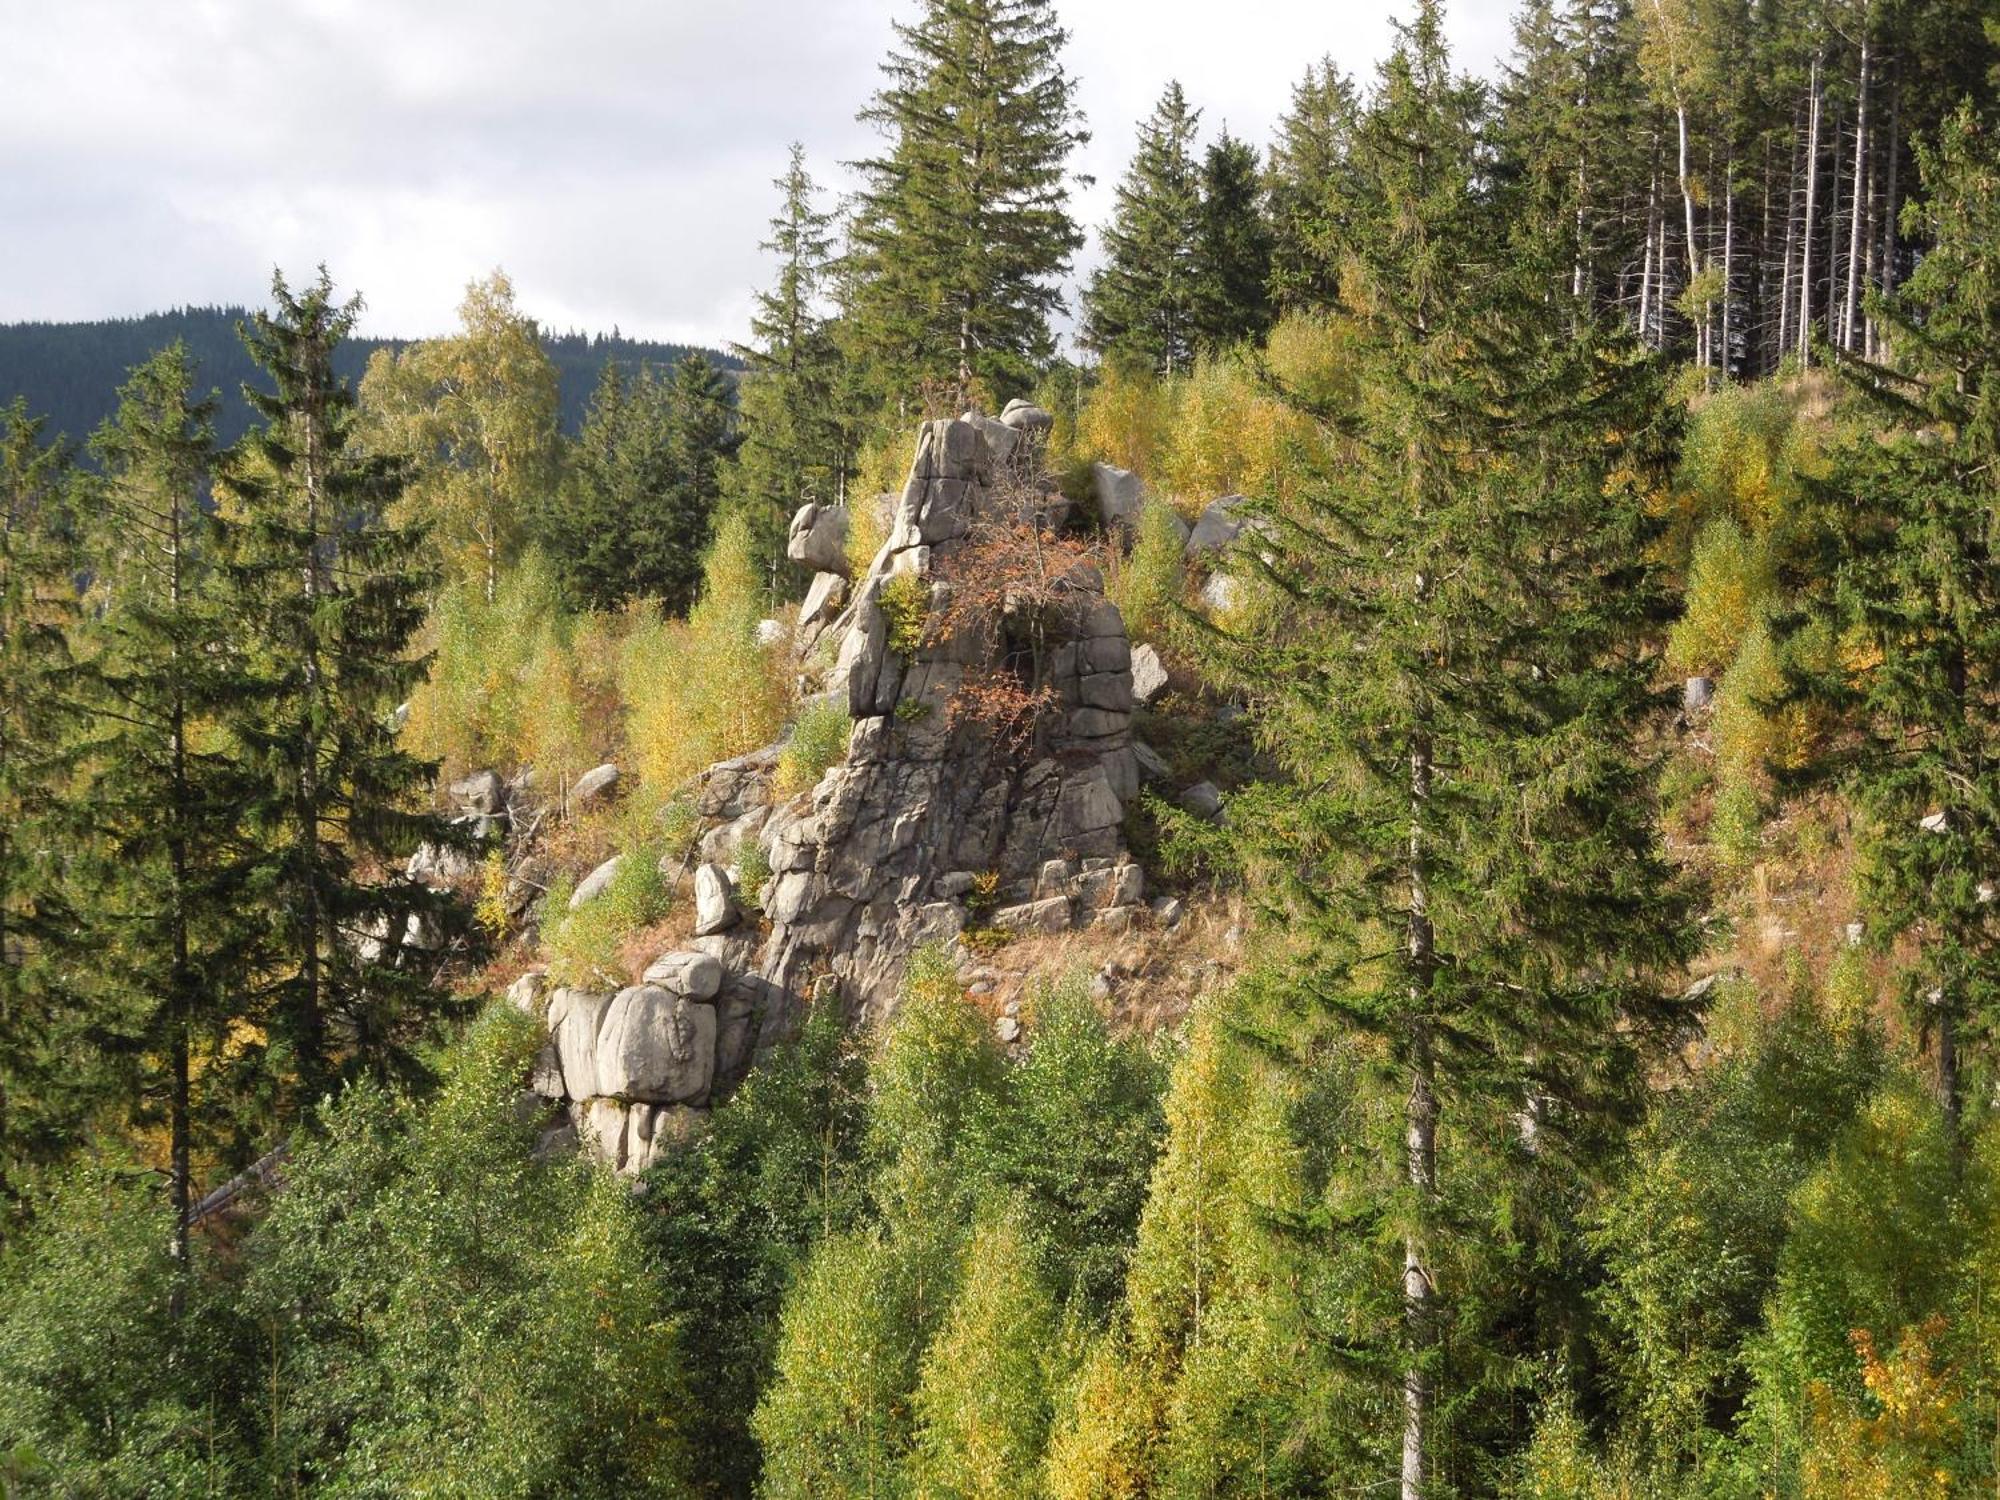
221;270;464;1102
1084;82;1206;375
844;0;1087;398
1193;130;1277;350
733;145;850;590
81;344;265;1265
1202;7;1698;1485
541;352;740;613
1780;103;2000;1135
0;402;93;1221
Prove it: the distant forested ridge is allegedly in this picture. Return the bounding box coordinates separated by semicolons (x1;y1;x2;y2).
0;305;741;448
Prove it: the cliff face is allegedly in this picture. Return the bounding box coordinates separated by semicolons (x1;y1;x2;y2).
755;412;1145;1018
517;410;1155;1172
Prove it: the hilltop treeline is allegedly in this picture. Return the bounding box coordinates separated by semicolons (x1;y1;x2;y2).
0;304;738;450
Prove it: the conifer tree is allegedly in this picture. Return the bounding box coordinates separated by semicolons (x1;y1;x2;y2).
82;346;264;1269
1781;105;2000;1138
1192;128;1276;351
544;355;737;614
1083;81;1204;376
1207;8;1696;1490
0;403;93;1219
845;0;1087;399
223;270;460;1104
733;144;849;590
1265;57;1362;312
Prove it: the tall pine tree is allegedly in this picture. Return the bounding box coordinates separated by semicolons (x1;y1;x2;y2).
733;145;849;590
0;403;95;1223
1193;127;1277;350
223;271;461;1105
1265;56;1362;312
1083;81;1204;375
844;0;1086;400
1208;8;1695;1490
82;345;264;1268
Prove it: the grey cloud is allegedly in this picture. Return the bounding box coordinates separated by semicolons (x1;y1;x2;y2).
3;0;1513;344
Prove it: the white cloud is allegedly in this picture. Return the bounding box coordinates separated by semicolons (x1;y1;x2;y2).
0;0;1516;345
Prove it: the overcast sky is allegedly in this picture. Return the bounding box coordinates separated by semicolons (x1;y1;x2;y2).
2;0;1517;350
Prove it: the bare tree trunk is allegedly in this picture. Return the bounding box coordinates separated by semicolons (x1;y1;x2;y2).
1874;61;1903;354
1639;164;1657;345
1843;21;1872;352
1778;135;1797;365
1798;52;1823;365
1827;104;1846;356
1721;168;1735;380
1675;101;1703;369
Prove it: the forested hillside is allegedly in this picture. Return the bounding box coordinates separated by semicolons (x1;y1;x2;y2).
0;304;739;449
4;0;2000;1497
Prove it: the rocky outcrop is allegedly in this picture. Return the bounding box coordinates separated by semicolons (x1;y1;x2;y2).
735;414;1148;1023
522;414;1164;1169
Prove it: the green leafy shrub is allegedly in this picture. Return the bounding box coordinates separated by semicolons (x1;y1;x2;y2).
1668;516;1773;676
622;512;792;809
1110;498;1189;645
737;838;773;911
878;572;931;661
775;697;852;796
542;843;668;985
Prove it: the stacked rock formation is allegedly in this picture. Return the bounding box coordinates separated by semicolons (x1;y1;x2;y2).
520;410;1153;1166
751;411;1146;1020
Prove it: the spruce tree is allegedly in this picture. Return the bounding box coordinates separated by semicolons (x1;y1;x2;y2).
1781;104;2000;1138
1207;8;1695;1490
544;356;737;614
0;403;93;1219
1193;128;1277;350
1082;81;1204;376
223;271;461;1105
845;0;1087;399
732;145;849;590
1265;56;1362;312
82;345;263;1268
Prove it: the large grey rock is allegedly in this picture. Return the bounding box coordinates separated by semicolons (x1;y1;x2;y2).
1130;643;1168;706
750;415;1150;1017
569;855;624;910
787;503;851;576
799;571;849;635
449;768;505;815
547;988;614;1100
1000;398;1054;433
1056;771;1124;837
581;1098;629;1170
1092;462;1145;532
1179;781;1225;822
963;411;1021;466
406;838;475;888
991;896;1074;935
1132;740;1170;783
594;984;717;1104
694;863;740;936
1186;496;1248;556
1201;573;1242;615
506;969;547;1017
570;763;620;807
1683;676;1714;712
641;950;724;1001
